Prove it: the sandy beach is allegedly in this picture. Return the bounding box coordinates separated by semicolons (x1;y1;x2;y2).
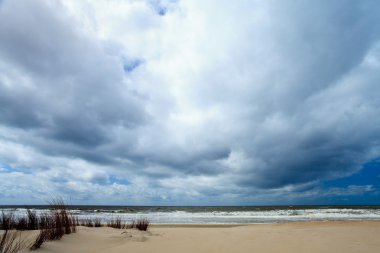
16;221;380;253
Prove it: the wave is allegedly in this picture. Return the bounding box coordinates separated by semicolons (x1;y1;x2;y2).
2;206;380;224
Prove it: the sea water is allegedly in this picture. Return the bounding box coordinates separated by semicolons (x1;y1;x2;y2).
1;205;380;224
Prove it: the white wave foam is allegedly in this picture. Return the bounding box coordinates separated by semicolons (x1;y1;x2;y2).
3;208;380;224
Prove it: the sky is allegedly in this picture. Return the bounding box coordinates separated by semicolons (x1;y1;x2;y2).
0;0;380;205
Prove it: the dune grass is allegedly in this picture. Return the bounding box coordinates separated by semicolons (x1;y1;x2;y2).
0;229;26;253
107;217;150;231
80;217;102;228
29;199;78;250
1;203;150;251
29;229;47;251
0;212;14;231
135;218;150;231
107;217;123;229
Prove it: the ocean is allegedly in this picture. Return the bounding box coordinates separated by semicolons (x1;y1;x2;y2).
1;205;380;224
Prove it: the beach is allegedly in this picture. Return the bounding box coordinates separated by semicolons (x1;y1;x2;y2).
17;221;380;253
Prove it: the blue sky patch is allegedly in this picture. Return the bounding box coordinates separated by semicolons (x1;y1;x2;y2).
109;176;130;185
149;0;168;16
123;59;142;73
323;158;380;188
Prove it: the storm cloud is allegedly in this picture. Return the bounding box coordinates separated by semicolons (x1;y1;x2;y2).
1;0;380;204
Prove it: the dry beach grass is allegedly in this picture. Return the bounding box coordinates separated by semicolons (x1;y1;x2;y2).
0;200;151;253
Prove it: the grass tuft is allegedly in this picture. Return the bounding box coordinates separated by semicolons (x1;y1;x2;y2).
29;198;78;250
124;218;150;231
27;209;38;230
0;230;25;253
135;218;150;231
107;217;123;229
30;229;47;251
0;212;15;231
94;218;102;227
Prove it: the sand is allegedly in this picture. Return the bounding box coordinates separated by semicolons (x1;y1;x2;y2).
18;221;380;253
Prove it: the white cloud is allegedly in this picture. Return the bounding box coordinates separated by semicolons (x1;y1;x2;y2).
0;0;380;204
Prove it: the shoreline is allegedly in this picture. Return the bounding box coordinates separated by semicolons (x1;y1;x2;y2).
148;219;380;228
150;219;380;227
